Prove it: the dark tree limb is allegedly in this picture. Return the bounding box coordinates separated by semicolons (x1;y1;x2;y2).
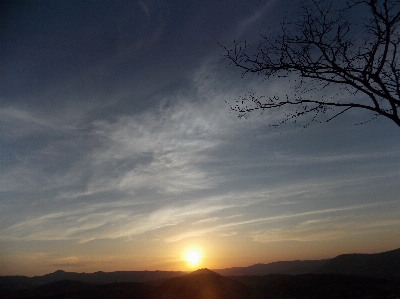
221;0;400;127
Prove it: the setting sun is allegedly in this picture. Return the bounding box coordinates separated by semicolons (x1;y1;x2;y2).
184;249;201;267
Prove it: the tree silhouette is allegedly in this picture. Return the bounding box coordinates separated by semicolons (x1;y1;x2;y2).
222;0;400;127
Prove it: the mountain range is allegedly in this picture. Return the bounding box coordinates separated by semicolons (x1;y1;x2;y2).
1;248;400;298
214;259;328;276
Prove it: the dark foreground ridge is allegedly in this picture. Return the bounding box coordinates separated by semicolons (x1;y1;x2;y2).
157;268;252;299
1;270;400;299
1;248;400;298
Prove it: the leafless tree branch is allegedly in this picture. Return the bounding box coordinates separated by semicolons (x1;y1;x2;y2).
221;0;400;127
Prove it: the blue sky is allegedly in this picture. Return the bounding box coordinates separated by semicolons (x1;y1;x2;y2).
1;0;400;276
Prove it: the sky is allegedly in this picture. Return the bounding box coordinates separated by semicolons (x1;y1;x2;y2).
1;0;400;276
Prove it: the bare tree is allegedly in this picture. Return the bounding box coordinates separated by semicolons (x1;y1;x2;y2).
222;0;400;127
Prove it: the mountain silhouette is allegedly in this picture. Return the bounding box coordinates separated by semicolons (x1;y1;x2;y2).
214;259;328;276
2;247;400;298
157;268;252;299
188;268;219;275
314;248;400;278
28;270;185;286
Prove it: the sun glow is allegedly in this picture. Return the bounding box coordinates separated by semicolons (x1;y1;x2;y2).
184;249;202;267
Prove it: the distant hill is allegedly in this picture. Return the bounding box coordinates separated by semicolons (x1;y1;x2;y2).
214;259;328;276
157;268;252;299
30;269;186;285
314;247;400;278
214;248;400;278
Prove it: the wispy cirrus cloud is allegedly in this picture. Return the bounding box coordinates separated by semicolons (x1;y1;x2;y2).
1;195;241;243
234;0;278;38
161;200;400;243
252;217;400;243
